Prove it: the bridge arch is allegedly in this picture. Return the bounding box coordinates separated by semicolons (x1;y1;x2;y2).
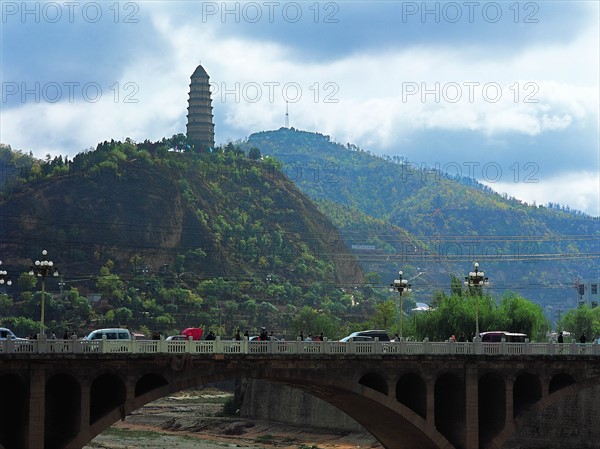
0;372;28;449
490;375;600;449
359;371;388;395
45;373;80;449
135;372;169;397
513;372;542;417
396;371;427;419
90;372;126;425
549;372;575;394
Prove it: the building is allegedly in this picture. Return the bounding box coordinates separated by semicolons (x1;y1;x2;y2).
575;277;599;308
186;64;215;150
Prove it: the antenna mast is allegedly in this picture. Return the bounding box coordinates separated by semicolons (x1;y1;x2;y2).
285;101;289;128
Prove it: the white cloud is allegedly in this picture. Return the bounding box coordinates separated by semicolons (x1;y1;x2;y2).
483;171;600;217
1;2;597;215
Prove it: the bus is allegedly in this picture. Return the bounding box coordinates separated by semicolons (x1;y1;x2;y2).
480;331;527;343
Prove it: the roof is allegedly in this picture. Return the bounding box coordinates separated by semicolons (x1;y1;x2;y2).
191;64;209;79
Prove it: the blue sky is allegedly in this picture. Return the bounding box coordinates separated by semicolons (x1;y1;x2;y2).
1;1;599;215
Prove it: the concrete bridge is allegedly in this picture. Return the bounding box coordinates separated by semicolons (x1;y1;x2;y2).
1;339;600;449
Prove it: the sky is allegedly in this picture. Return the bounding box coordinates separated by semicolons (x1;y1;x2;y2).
1;0;599;216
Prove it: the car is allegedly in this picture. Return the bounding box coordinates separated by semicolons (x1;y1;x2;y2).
480;331;527;343
85;328;133;340
181;327;203;340
166;334;189;341
339;335;375;342
249;335;280;341
0;327;23;340
340;330;390;342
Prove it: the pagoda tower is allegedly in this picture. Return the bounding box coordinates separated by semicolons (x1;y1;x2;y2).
186;64;215;150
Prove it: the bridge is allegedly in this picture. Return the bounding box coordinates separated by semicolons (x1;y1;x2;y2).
1;338;600;449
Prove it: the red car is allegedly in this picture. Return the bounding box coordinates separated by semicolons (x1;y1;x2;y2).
181;327;203;340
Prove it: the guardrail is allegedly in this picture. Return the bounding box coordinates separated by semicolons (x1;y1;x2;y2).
1;337;599;356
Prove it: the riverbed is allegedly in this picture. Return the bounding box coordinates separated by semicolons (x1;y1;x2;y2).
84;389;381;449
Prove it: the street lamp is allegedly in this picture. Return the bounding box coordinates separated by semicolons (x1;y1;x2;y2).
464;262;489;340
29;250;59;337
0;260;12;286
391;271;412;339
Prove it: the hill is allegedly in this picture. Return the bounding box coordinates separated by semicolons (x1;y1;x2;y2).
243;128;599;317
0;140;365;337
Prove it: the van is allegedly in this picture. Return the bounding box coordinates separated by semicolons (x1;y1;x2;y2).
340;330;390;342
480;331;527;343
85;328;133;340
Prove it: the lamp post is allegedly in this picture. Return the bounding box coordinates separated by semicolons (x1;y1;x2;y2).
29;250;59;337
391;271;412;339
0;260;12;287
464;262;489;340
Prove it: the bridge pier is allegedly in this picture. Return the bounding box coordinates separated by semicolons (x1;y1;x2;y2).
465;366;479;449
426;376;435;426
27;366;45;449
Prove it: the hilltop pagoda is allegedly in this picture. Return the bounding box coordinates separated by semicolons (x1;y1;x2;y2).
186;64;215;150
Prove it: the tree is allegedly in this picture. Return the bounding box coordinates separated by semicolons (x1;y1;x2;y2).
289;306;340;339
494;292;549;340
0;294;13;316
370;299;396;331
558;306;599;341
248;147;261;160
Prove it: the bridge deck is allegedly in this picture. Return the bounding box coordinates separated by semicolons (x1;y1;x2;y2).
1;337;599;356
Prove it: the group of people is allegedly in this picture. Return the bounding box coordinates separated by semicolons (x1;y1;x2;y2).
557;331;589;344
448;332;474;342
299;331;324;341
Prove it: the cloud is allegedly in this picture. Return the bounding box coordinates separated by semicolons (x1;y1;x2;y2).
1;1;597;215
483;171;600;217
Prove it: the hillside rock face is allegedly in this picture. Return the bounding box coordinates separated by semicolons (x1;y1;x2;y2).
0;154;364;287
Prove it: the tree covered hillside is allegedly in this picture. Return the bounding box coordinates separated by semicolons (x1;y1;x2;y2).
0;138;366;337
243;128;599;315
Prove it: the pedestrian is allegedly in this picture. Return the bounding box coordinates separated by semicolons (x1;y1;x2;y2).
458;332;465;342
579;333;587;344
300;331;304;341
259;327;268;341
235;329;241;341
557;331;564;344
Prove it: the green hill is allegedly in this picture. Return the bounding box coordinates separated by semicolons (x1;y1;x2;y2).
0;139;365;337
243;128;599;316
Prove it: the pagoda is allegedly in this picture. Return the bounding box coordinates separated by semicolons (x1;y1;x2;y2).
186;64;215;150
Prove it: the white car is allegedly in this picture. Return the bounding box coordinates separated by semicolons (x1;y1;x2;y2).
166;335;188;341
85;328;133;340
0;327;23;340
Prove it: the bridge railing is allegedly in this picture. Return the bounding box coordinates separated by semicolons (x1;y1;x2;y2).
1;337;599;356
